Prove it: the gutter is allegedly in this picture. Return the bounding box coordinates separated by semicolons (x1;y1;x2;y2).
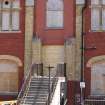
81;0;87;82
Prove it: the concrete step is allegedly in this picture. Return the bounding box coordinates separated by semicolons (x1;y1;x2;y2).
29;86;48;90
24;95;47;99
27;89;48;93
30;81;51;85
26;93;48;96
22;100;46;104
19;77;55;105
22;103;46;105
28;88;48;91
23;98;47;102
22;104;46;105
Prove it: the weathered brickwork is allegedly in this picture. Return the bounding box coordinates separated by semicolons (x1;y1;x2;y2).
42;45;64;75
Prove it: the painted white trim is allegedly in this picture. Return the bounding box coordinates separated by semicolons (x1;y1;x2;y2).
26;0;34;6
76;0;85;5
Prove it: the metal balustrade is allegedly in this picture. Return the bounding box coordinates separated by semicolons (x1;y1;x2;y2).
17;63;67;105
84;95;105;105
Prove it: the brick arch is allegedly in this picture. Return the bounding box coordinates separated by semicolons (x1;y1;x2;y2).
0;55;23;67
87;55;105;67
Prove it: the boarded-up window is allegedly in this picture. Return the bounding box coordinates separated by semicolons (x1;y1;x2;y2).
91;0;105;31
46;0;64;28
0;0;20;31
0;60;18;93
91;64;105;95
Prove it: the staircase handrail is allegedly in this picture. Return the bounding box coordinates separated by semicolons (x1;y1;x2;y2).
46;64;66;105
46;68;59;105
17;63;35;105
50;69;58;100
64;99;67;105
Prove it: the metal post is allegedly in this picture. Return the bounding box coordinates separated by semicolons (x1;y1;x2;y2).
36;64;38;76
80;87;84;105
41;63;43;76
80;1;87;104
64;63;66;77
46;65;54;105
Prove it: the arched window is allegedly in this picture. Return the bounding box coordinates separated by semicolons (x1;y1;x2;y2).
46;0;64;28
91;0;105;31
0;0;20;31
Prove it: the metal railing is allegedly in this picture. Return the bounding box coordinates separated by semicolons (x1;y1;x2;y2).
85;95;105;105
17;63;66;105
46;63;67;105
64;99;67;105
17;63;43;105
85;99;105;105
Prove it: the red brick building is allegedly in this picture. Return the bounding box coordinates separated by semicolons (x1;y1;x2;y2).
1;0;105;105
0;0;25;100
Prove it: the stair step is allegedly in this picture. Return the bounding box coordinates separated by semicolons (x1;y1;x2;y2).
22;104;46;105
27;90;48;92
29;85;49;88
22;98;47;102
24;95;48;99
30;81;51;84
19;77;57;105
26;94;48;97
28;88;49;91
23;98;47;102
22;100;46;104
30;83;49;85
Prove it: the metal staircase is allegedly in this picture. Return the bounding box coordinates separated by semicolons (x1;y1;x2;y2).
20;77;54;105
17;64;59;105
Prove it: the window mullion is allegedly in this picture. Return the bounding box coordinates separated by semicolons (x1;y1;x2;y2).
0;1;3;31
99;7;102;30
10;1;13;31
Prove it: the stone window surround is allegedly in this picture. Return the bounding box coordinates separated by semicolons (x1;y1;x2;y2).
0;0;20;32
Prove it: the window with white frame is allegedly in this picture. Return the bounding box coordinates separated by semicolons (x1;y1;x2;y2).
0;0;20;31
91;0;105;31
46;0;64;28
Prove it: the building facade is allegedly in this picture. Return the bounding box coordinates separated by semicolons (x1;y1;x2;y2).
0;0;105;105
0;0;25;100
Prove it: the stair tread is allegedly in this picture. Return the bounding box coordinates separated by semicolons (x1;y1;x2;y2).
19;77;58;105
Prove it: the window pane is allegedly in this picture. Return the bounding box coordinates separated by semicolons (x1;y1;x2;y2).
2;12;10;31
12;12;19;30
13;0;20;8
47;11;63;28
102;0;105;4
91;8;100;30
47;0;63;10
91;0;99;5
0;2;1;8
102;9;105;30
